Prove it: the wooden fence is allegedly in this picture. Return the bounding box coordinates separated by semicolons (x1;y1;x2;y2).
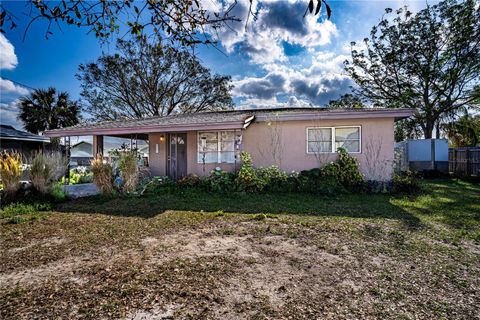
449;147;480;177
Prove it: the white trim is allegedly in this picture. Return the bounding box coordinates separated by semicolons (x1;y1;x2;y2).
197;130;237;164
306;125;362;154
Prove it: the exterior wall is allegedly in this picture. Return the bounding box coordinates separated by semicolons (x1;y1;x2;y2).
147;117;396;181
148;133;168;176
243;118;395;181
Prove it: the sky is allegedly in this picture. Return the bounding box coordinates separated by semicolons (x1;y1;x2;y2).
0;0;438;131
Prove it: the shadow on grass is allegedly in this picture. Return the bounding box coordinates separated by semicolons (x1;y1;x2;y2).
56;188;424;230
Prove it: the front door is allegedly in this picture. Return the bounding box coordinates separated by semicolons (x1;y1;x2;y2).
168;133;187;180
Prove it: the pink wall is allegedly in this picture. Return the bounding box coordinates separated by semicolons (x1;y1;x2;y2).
148;117;396;181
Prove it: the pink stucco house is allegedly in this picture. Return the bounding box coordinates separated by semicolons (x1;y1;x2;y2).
44;107;415;181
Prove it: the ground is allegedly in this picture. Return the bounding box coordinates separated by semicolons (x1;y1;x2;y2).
0;179;479;319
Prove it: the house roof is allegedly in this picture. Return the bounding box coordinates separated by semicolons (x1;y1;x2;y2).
0;125;50;142
43;107;415;138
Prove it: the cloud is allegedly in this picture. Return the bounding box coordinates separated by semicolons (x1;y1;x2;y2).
233;49;353;107
0;78;29;95
0;34;18;70
211;0;338;64
0;100;23;129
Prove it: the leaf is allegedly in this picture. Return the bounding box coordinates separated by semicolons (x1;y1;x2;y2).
308;0;314;13
325;2;332;19
315;0;322;15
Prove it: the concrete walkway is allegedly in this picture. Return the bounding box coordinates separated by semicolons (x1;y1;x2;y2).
62;183;100;198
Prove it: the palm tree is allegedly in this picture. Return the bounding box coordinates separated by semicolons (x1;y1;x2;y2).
18;87;80;134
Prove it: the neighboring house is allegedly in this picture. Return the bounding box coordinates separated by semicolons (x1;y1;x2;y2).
0;124;51;161
69;140;149;167
44;108;415;181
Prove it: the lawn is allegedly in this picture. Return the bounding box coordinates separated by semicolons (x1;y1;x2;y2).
0;179;479;319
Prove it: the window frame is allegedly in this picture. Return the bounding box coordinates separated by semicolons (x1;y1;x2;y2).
306;125;362;154
197;130;237;164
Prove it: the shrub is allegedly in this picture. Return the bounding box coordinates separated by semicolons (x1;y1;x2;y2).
392;171;421;194
296;169;345;195
256;165;288;192
205;168;237;193
61;167;93;185
91;156;113;194
49;183;67;202
29;152;66;194
235;152;265;192
178;174;200;188
322;148;364;192
0;202;52;224
0;151;22;196
117;151;138;193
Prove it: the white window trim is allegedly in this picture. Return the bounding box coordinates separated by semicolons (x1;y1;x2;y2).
197;130;236;164
306;126;362;154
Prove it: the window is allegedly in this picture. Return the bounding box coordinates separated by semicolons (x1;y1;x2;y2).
198;131;239;163
307;126;361;153
307;128;332;153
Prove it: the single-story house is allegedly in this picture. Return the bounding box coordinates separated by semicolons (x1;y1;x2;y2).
44;107;415;181
0;124;51;161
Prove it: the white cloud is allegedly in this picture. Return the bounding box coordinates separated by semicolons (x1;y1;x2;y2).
0;100;23;129
209;0;338;64
0;34;18;70
0;78;29;95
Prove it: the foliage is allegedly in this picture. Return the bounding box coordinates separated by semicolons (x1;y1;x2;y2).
178;174;201;188
18;87;80;134
77;38;233;121
236;152;266;193
29;152;66;194
345;0;480;138
0;151;22;196
256;165;288;192
117;150;138;193
443;113;480;147
91;156;113;194
392;171;421;194
327;93;365;109
61;167;93;185
0;1;331;46
321;148;364;191
49;183;67;202
204;169;237;193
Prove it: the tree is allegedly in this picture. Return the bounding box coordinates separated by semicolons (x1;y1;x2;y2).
77;38;234;120
18;87;80;134
0;1;331;46
443;113;480;147
327;93;365;109
345;0;480;139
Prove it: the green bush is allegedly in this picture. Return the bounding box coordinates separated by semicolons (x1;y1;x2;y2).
235;152;265;193
61;168;93;185
321;148;364;192
256;165;288;192
177;174;201;188
296;169;346;195
49;183;67;202
392;171;421;194
205;168;237;193
1;202;52;224
117;151;139;193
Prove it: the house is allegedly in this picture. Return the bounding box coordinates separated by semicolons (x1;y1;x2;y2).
0;124;51;161
70;140;150;167
44;108;415;181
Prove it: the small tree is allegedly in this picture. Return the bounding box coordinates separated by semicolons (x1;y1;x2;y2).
18;87;80;134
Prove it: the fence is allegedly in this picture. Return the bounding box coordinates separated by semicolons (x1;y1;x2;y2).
449;147;480;177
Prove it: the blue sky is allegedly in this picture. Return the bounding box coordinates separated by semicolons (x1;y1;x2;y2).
0;0;436;130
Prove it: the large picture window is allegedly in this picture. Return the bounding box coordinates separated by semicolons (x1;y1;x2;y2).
307;126;361;153
198;131;239;163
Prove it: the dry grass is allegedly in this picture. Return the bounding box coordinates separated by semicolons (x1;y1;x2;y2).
0;179;479;319
91;156;113;194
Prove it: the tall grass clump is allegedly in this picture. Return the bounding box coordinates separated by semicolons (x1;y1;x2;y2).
117;150;139;193
91;156;113;194
0;151;22;196
29;152;67;194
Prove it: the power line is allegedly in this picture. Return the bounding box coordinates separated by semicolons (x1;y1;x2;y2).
1;77;37;91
